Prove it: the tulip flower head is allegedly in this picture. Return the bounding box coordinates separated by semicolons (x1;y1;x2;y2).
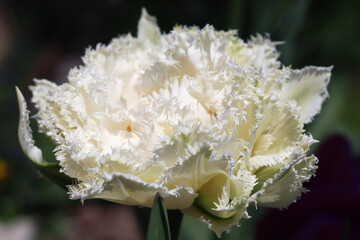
17;9;332;237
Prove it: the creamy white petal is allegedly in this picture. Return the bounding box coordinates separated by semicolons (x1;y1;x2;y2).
69;172;196;209
157;143;231;190
248;99;302;170
280;66;332;124
228;34;281;76
137;8;160;44
256;155;317;208
16;87;47;166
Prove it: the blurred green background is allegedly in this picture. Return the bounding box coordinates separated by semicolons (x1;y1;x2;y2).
0;0;359;239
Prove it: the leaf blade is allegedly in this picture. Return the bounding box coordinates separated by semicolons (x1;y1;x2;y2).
147;192;171;240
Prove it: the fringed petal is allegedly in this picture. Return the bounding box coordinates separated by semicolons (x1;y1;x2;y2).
137;8;161;44
280;66;332;124
16;87;46;166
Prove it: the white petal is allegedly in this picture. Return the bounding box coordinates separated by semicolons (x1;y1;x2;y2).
228;34;281;75
248;98;302;170
255;154;317;208
182;201;250;238
137;8;160;44
157;144;231;192
16;87;47;166
69;172;196;209
280;66;332;124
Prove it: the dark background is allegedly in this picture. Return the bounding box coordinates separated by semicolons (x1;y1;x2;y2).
0;0;359;239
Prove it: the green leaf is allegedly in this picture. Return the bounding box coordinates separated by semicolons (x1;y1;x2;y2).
147;192;171;240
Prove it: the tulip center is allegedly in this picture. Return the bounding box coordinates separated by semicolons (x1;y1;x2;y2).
99;118;141;152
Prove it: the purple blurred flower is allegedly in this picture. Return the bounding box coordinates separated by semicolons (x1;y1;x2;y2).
256;134;360;240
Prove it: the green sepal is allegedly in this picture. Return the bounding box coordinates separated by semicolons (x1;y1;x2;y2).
32;161;73;191
147;192;171;240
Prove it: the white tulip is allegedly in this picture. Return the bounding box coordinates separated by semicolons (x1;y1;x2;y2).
17;8;331;237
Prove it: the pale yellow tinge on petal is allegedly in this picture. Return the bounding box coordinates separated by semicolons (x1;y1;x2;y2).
280;66;332;124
